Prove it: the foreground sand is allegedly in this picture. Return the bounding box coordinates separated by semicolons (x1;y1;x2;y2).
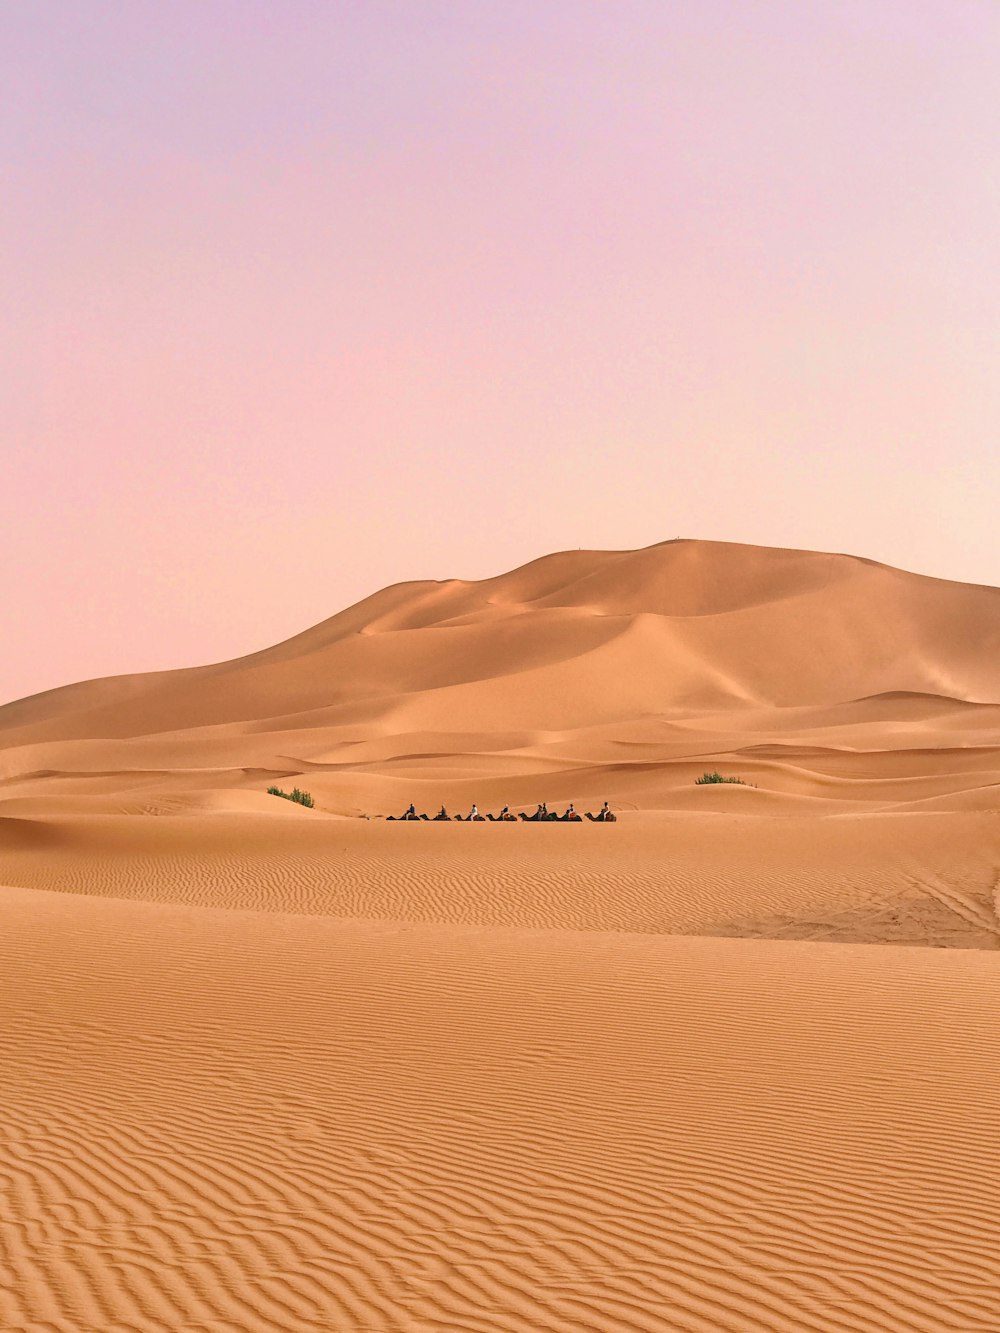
2;875;999;1332
1;810;998;948
2;541;1000;1329
2;810;1000;1331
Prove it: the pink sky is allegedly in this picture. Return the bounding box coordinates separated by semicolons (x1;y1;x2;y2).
3;1;999;704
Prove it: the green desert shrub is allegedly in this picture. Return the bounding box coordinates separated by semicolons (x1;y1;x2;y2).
267;785;315;808
695;772;748;786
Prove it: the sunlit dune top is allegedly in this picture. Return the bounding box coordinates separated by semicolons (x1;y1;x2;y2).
1;539;999;748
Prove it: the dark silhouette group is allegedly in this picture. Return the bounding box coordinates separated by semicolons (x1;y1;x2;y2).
387;801;616;823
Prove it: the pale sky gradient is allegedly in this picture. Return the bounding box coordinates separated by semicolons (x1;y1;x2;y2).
3;1;998;704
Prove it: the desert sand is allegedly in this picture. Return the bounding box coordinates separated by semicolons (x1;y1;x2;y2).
2;539;1000;1331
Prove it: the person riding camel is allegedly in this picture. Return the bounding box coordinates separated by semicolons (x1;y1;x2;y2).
469;803;480;821
566;803;576;819
406;803;416;819
600;800;610;818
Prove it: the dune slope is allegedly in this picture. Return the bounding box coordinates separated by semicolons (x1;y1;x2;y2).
1;540;999;816
3;540;1000;1331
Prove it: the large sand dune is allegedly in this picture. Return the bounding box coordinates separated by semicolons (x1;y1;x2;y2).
1;540;999;816
2;540;1000;1330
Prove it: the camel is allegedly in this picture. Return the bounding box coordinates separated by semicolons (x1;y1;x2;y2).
386;804;421;821
387;803;615;822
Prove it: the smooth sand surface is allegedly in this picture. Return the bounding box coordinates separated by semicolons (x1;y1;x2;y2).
2;540;1000;1330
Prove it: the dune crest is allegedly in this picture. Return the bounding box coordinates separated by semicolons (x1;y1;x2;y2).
0;539;998;817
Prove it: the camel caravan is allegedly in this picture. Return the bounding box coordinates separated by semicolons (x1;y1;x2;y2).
386;801;617;823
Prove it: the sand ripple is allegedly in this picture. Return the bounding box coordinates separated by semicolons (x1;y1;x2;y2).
3;888;1000;1332
3;542;1000;1329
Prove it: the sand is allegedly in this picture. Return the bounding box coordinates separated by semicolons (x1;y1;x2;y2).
2;539;1000;1330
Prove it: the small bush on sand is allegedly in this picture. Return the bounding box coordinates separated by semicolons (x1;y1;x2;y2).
267;785;315;808
695;772;748;786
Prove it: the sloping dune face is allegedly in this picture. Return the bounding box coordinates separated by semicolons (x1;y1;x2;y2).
1;539;999;814
3;540;1000;1331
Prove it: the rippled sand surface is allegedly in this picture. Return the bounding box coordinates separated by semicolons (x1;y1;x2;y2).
2;541;999;1330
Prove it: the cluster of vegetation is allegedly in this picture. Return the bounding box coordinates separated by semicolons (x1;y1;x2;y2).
267;785;315;808
695;772;749;786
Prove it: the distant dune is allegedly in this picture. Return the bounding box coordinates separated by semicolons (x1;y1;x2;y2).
3;541;1000;1331
1;539;999;816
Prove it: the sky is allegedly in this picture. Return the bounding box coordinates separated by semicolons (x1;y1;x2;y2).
3;1;999;704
